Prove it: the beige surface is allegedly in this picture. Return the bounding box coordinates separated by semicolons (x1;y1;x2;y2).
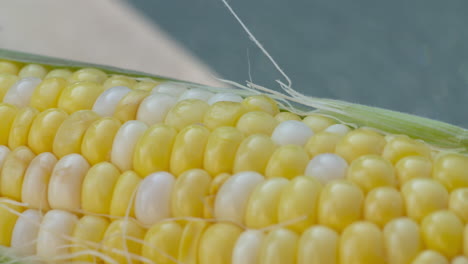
0;0;225;87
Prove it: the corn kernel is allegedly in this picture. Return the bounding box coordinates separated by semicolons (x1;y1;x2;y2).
113;89;149;122
0;198;24;246
30;77;68;111
109;171;140;217
178;220;209;264
4;77;42;108
302;114;335;132
136;92;177;125
71;216;110;263
103;75;137;90
142;221;183;264
0;73;18;101
433;153;468;191
383;135;432;164
203;101;246;130
395;155;432;185
69;68;107;83
8;107;39;149
258;228;298;264
274;112;301;122
28;108;68;154
411;250;449;264
271;120;313;146
10;209;42;255
297;225;338;264
233;134;276;174
57;81;104;113
335;128;386;163
134;80;160;91
44;69;72;80
81;117;121;165
265;145;309;179
0;60;21;75
305;153;348;184
92;86;132;117
236;111;278;136
232;230;265;264
449;188;468;222
165;99;210;131
18;64;48;79
364;187;404;226
0;146;35;200
172;169;211;218
347;154;397;193
111;120;148;171
383;217;422;264
421;210;463;258
198;223;242;264
242;95;279;116
204;126;244;175
305;131;342;157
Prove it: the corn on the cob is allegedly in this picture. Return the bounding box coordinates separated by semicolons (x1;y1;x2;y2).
0;49;467;264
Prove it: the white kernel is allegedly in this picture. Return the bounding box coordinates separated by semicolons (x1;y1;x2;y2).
3;77;41;107
178;88;214;102
36;210;78;258
92;86;131;117
153;82;188;97
306;153;348;184
232;230;265;264
324;124;350;136
271;120;313;146
111;120;148;171
208;93;243;105
11;209;43;255
136;92;178;125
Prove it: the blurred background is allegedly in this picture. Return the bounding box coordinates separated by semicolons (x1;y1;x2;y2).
1;0;467;127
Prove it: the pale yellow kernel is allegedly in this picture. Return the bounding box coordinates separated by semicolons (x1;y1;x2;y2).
233;134;277;174
57;81;104;113
347;154;397;193
242;94;279;116
402;178;449;222
103;75;137;90
0;74;19;101
133;124;177;176
142;221;183;264
383;217;422;264
433;153;468;191
28;108;68;154
81;117;121;165
113;89;149;122
383;135;432;164
198;223;242;264
134;80;160;91
69;68;107;84
0;146;35;200
204;126;244;175
265;145;309;179
275;112;302;122
81;162;120;214
0;104;18;145
52;110;100;158
0;198;24;246
0;60;21;75
30;77;68;111
18;64;48;79
44;68;72;80
412;250;449;264
364;187;404;227
165;99;210;131
109;171;140;217
395;155;432;185
101;219;146;264
421;210;463;258
335;128;386;163
204;173;231;218
278;176;323;233
8;107;39;149
259;228;299;264
236;111;278;136
170;124;210;176
172;169;211;218
178;220;209;264
297;225;338;264
245;177;289;228
203;101;246;130
318;179;364;232
305;131;342;157
452;256;468;264
71;216;110;263
303;114;335;132
339;221;386;264
450;188;468;222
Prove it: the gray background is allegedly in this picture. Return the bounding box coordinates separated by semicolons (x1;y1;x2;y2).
128;0;467;128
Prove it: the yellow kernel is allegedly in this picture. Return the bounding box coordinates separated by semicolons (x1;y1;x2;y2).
103;75;137;90
172;169;211;218
274;112;302;122
297;225;339;264
178;220;209;264
278;176;323;233
57;81;104;113
347;154;397;193
402;178;449;222
109;171;140;217
81;162;120;214
0;73;18;101
204;126;243;176
318;180;364;232
28;108;68;154
8;107;39;149
0;104;18;145
170;124;210;176
71;216;110;263
395;155;432;185
259;228;299;264
421;210;463;258
203;101;246;130
0;198;24;246
383;217;422;264
44;68;72;80
134;79;160;91
81;117;121;165
232;230;265;264
339;221;386;264
142;221;183;264
52;110;100;158
133;124;177;176
245;177;289;228
204;173;231;218
165;99;210;131
242;94;279;116
302;114;336;132
18;64;48;79
412;250;449;264
450;188;468;222
113;89;149;122
101;219;146;264
0;60;21;75
305;131;342;157
236;111;278;136
0;146;35;200
70;68;107;83
383;135;432;164
233;134;277;174
30;77;68;111
335;128;386;163
465;225;468;257
433;153;468;191
265;145;309;179
364;187;404;227
198;223;242;264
